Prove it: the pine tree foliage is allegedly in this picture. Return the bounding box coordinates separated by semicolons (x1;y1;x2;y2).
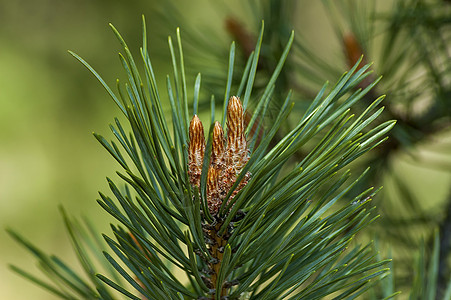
155;0;451;295
8;17;398;299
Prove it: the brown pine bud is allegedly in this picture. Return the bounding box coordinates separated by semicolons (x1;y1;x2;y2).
188;115;205;187
188;97;251;216
206;166;221;214
226;96;249;175
211;121;225;168
227;96;246;153
223;96;250;204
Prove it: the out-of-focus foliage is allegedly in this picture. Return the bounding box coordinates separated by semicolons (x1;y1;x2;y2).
0;1;159;299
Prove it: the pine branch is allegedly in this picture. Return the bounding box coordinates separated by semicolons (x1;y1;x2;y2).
9;15;398;300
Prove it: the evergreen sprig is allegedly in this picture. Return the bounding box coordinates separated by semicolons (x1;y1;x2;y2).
9;16;397;299
155;1;451;294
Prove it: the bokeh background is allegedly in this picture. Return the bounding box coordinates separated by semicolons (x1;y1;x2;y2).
1;1;450;299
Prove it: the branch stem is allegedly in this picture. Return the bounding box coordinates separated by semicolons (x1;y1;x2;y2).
208;222;228;299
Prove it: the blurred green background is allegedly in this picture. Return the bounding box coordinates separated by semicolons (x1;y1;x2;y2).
0;1;160;299
1;1;450;299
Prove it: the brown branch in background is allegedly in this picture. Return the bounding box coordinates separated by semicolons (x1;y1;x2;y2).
342;32;374;93
129;233;151;300
343;33;365;69
225;17;256;59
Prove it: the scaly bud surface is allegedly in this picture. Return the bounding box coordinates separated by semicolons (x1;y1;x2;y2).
226;96;246;155
206;166;221;214
211;121;225;168
188;115;205;187
188;96;250;215
224;96;250;197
